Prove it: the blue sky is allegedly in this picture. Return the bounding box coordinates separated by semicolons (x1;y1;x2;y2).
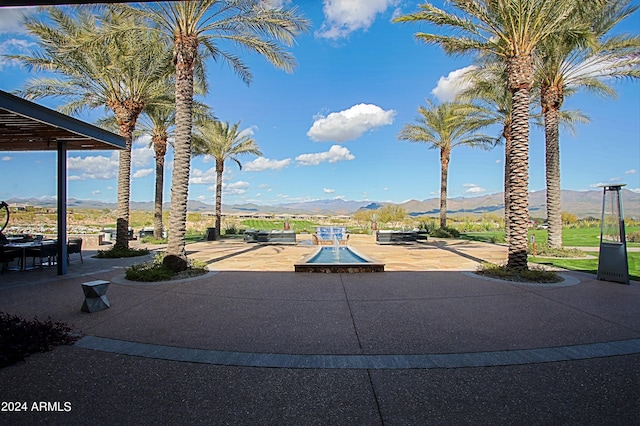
0;0;639;207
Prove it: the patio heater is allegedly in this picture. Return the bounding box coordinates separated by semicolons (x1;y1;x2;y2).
597;184;629;285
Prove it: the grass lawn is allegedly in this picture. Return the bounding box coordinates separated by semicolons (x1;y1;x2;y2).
529;252;639;283
240;219;319;232
463;227;639;248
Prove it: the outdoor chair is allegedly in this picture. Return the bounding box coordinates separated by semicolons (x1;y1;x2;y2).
25;243;58;270
0;245;22;273
67;238;83;264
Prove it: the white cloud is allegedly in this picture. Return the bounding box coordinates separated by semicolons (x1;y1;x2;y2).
132;146;155;167
133;134;152;147
307;103;396;142
260;0;291;8
0;7;37;34
463;183;486;194
67;152;119;180
323;188;335;194
190;167;217;184
92;190;101;195
431;65;477;102
316;0;399;39
625;169;637;175
295;145;355;166
244;157;292;172
2;156;11;161
223;181;250;195
133;168;154;179
0;38;35;71
200;154;216;163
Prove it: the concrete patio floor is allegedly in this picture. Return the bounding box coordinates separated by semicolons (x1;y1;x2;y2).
0;236;639;425
185;234;510;272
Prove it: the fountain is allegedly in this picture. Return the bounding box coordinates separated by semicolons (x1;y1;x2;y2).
294;243;384;273
332;235;340;262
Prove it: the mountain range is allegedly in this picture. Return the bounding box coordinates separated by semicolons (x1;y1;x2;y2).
6;189;639;219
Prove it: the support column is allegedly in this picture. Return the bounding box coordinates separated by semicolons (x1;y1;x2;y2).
57;141;68;275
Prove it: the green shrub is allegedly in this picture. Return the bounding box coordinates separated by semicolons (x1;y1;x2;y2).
96;246;149;258
431;227;461;238
140;236;168;244
528;244;587;258
124;252;207;282
225;225;238;235
417;219;438;233
125;262;176;282
627;232;640;243
490;234;506;244
477;263;561;283
0;312;79;368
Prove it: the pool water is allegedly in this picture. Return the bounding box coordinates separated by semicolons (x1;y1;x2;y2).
307;247;367;264
295;246;384;272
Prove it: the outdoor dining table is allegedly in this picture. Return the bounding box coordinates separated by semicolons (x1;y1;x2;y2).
5;240;57;271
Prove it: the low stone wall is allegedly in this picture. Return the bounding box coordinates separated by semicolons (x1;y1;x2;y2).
43;233;104;248
294;264;385;273
69;234;104;248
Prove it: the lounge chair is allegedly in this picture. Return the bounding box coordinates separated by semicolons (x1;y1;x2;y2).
244;229;296;244
376;230;428;244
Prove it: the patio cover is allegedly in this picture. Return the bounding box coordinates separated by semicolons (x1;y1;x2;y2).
2;1;156;5
0;89;125;275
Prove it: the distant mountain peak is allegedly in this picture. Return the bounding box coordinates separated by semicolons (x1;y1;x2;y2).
4;189;638;218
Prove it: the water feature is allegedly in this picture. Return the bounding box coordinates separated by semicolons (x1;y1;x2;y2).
295;246;384;273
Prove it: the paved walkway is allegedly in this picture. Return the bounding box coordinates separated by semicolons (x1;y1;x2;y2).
1;236;639;425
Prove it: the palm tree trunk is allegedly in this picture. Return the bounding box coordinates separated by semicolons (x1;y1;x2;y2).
542;86;563;249
115;139;132;249
503;121;512;244
506;55;533;269
112;106;142;249
166;37;197;259
440;147;450;228
153;137;166;239
215;162;224;239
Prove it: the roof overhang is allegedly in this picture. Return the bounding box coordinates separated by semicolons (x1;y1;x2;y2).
1;1;156;5
0;90;125;151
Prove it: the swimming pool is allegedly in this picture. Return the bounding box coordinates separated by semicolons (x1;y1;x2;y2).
295;246;384;273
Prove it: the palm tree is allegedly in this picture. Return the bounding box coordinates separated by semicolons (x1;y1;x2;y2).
536;0;640;248
192;119;262;239
98;82;212;241
398;100;498;228
135;1;309;267
394;0;594;269
457;62;514;241
11;5;173;249
137;103;175;239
